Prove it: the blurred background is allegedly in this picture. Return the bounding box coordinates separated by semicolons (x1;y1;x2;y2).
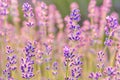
19;0;120;21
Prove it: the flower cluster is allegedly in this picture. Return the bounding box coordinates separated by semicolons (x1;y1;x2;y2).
71;56;82;79
22;3;34;27
20;42;35;79
68;9;81;41
63;46;82;79
89;72;102;80
104;66;116;76
52;61;58;75
97;51;105;69
3;46;16;79
21;57;34;79
0;0;8;16
64;46;75;66
104;16;118;46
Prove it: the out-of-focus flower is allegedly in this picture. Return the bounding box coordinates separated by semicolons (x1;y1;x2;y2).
71;56;82;79
68;9;81;41
106;16;118;29
70;2;79;11
3;46;16;79
88;0;96;18
104;66;116;77
104;16;118;46
89;72;102;80
0;0;9;16
48;4;56;34
52;61;58;75
97;51;105;69
22;3;34;27
10;0;20;23
104;38;112;46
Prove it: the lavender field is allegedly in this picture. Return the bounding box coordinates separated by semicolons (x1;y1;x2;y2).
0;0;120;80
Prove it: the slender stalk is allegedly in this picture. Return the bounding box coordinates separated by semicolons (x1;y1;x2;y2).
112;48;118;66
66;60;69;79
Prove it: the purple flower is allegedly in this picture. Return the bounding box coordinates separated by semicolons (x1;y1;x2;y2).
71;56;82;79
97;51;105;69
43;43;52;55
6;46;14;54
25;42;35;57
21;42;35;79
104;66;116;76
104;38;112;46
89;72;102;80
22;2;34;27
71;66;82;79
21;57;34;79
0;0;8;15
22;3;32;12
63;46;75;62
106;16;118;29
70;9;81;22
63;46;82;79
52;62;58;75
105;16;118;37
68;9;81;41
3;46;16;79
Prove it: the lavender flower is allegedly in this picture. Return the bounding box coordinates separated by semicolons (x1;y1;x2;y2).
106;16;118;29
22;3;32;13
105;16;118;36
22;2;34;27
104;16;118;46
64;46;75;66
70;9;81;22
71;56;82;79
21;42;35;79
38;2;48;27
43;43;52;55
68;9;81;41
89;72;102;80
104;66;116;76
0;0;8;15
24;42;35;57
104;38;112;46
52;61;58;75
21;57;34;79
3;46;16;79
6;46;14;54
97;51;105;69
64;46;82;79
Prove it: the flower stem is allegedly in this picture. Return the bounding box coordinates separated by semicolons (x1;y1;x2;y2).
112;48;118;66
66;60;69;79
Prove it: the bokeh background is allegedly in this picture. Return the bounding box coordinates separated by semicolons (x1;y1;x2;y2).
19;0;120;21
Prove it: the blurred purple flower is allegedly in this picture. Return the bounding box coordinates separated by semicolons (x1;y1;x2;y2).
68;9;81;41
3;46;16;79
89;72;102;80
106;16;118;29
21;42;35;79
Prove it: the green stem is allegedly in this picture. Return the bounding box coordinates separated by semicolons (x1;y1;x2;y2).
66;60;69;79
112;48;118;66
